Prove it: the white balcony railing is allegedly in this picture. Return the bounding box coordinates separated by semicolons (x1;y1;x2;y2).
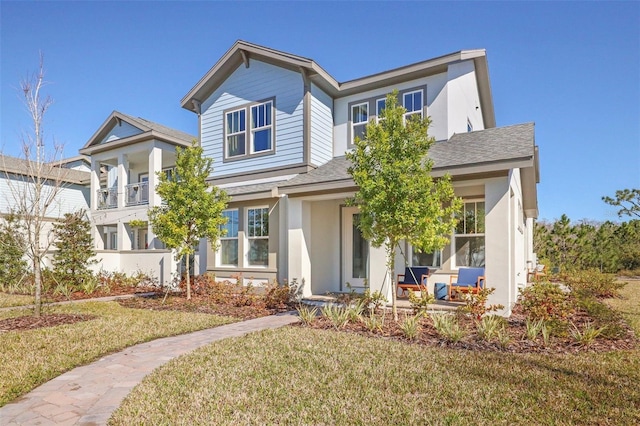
97;188;118;210
125;181;149;206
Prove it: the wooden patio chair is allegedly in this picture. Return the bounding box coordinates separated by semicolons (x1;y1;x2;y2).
397;267;430;297
449;267;485;300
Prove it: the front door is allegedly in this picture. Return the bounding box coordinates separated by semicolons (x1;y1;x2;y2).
342;206;369;289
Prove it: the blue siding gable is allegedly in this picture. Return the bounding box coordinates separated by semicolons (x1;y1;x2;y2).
310;83;333;167
100;121;143;144
200;60;304;178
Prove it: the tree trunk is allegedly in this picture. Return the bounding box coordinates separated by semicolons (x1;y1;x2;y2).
389;241;398;322
34;256;42;317
185;253;191;300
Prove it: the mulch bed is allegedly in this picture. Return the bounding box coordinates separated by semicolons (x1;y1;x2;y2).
0;313;96;332
117;292;291;321
303;304;638;354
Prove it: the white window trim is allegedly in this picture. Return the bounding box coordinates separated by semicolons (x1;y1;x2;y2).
225;107;247;159
218;209;239;267
402;89;424;122
246;206;269;268
351;102;368;142
452;198;486;269
375;97;386;123
250;101;274;154
223;98;276;162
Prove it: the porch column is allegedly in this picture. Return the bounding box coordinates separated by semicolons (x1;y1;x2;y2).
89;158;101;250
117;153;128;209
148;146;162;249
117;222;132;251
287;198;312;297
485;178;512;315
90;157;100;211
148;146;162;208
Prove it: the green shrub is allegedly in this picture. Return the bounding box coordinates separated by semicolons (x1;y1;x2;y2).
430;313;467;343
519;281;574;322
570;322;607;347
459;287;504;319
576;295;627;339
524;318;544;341
408;289;434;316
563;269;626;298
296;305;318;326
475;315;506;341
362;311;385;333
322;304;349;330
400;314;421;340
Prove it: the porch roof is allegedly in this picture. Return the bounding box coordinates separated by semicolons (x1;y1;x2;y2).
278;122;538;201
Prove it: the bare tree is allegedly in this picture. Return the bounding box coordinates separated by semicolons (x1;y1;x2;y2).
1;54;69;316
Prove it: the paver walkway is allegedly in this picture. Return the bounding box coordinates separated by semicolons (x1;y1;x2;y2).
0;312;300;425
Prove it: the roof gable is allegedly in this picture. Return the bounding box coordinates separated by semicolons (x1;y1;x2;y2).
181;40;495;128
79;111;195;155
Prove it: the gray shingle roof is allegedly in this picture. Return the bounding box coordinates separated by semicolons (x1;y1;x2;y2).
279;122;535;189
430;122;534;169
117;112;195;143
0;154;90;184
221;180;289;196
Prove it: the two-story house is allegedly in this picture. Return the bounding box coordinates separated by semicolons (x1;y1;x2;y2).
180;41;540;314
78;111;197;285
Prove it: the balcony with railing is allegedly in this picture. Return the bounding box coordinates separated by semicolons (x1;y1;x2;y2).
125;181;149;206
97;188;118;210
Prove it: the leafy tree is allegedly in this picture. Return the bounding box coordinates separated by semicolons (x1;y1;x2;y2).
347;91;461;321
148;141;229;299
1;55;69;316
603;188;640;219
52;209;97;289
0;213;28;292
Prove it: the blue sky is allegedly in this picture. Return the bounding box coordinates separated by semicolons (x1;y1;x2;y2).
1;1;638;222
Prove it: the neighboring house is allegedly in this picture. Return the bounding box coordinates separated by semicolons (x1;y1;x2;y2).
180;41;540;314
78;111;197;284
0;154;91;267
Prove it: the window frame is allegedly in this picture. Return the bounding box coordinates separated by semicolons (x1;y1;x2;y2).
402;89;424;122
350;101;369;144
246;206;270;267
347;85;427;146
219;209;239;267
453;199;486;269
222;98;276;162
409;245;442;268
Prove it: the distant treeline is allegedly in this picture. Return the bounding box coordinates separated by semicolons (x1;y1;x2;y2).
534;215;640;273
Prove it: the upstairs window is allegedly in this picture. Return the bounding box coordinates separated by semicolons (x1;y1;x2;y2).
348;86;426;146
251;101;273;153
403;90;423;121
351;102;368;142
226;109;246;158
224;99;275;160
376;98;386;122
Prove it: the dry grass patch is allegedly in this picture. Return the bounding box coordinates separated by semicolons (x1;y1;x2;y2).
0;293;38;308
606;279;640;334
111;326;640;425
0;301;234;406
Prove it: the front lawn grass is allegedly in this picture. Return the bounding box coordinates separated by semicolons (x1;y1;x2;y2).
0;302;234;406
0;292;38;308
606;279;640;333
111;279;640;425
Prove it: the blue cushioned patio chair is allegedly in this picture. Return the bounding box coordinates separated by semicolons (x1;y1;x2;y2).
449;267;485;300
397;267;430;297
